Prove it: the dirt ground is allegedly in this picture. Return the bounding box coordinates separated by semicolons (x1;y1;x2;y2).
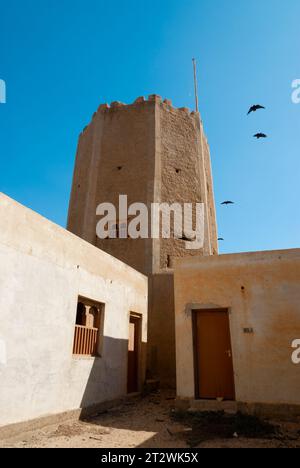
1;391;300;449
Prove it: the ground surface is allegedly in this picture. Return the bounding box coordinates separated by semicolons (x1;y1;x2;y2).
1;391;300;448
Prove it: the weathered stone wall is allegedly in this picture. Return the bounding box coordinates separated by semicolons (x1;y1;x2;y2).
68;96;217;275
0;193;147;427
68;123;95;239
174;249;300;410
68;99;156;274
203;136;218;255
157;102;217;270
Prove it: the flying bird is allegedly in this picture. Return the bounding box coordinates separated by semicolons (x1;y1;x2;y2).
247;104;265;115
218;238;224;241
253;133;267;139
221;201;234;205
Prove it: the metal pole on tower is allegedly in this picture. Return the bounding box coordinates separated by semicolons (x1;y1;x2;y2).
192;58;199;113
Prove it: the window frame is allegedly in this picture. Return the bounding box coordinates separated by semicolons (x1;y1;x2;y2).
72;296;105;358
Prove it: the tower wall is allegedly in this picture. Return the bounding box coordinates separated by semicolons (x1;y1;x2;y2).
68;95;218;387
155;100;218;270
68;99;156;274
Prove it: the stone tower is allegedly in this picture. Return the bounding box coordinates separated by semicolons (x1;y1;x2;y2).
67;95;218;387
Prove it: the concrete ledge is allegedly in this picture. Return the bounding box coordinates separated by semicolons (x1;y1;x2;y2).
0;395;139;441
175;398;237;414
175;398;300;421
189;400;238;414
237;402;300;421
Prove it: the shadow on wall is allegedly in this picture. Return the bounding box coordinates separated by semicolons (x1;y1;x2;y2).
79;336;147;416
79;336;127;412
148;273;176;389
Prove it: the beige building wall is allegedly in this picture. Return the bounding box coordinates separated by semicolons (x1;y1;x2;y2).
67;96;218;387
0;193;147;428
174;249;300;414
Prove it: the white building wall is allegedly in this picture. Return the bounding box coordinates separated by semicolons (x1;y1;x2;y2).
0;193;148;427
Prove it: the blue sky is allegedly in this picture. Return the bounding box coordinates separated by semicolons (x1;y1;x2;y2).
0;0;299;254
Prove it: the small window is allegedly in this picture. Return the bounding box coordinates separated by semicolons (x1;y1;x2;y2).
73;297;104;357
176;235;194;242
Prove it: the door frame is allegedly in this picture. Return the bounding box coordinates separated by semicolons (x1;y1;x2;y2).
192;307;235;400
127;312;142;394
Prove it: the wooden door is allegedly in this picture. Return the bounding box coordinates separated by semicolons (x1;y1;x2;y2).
127;315;140;394
193;309;235;400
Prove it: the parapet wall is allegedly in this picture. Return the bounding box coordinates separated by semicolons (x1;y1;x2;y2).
81;95;201;136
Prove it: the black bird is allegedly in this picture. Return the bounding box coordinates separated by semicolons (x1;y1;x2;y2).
218;238;224;241
221;201;234;205
254;133;267;139
247;104;265;115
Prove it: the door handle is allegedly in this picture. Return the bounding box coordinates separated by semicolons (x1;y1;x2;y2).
225;350;232;358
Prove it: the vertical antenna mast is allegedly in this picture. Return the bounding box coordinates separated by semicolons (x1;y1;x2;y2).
192;58;199;113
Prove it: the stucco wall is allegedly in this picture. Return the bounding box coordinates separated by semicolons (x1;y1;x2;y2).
0;193;147;427
174;249;300;407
